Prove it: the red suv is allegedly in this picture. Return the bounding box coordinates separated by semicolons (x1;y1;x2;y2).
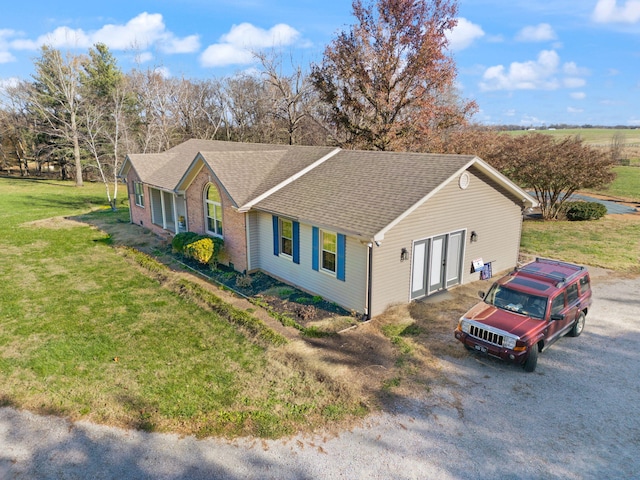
454;258;592;372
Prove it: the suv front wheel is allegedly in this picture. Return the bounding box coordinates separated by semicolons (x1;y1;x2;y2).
569;312;586;337
523;344;539;372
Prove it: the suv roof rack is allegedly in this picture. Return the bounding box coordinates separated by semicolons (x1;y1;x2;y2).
512;258;585;287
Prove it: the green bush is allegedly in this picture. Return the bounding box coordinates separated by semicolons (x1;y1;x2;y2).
565;201;608;221
172;232;199;253
173;232;224;265
184;236;215;264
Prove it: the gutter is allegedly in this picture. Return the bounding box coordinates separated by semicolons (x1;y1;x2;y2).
366;242;373;321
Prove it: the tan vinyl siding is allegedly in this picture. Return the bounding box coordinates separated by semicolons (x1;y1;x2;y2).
370;167;523;316
255;212;368;313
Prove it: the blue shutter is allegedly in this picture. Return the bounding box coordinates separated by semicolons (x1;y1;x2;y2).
292;221;300;264
312;226;319;271
272;215;279;256
337;233;346;281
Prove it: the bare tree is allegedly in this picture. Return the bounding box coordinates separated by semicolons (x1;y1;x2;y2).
609;132;625;164
128;68;181;153
219;74;272;143
29;46;86;186
254;50;316;145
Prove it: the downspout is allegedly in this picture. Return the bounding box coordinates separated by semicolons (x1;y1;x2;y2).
366;242;373;321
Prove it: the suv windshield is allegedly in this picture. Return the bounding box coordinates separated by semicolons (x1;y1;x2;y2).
485;284;548;319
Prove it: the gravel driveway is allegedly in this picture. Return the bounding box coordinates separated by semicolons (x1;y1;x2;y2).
2;272;639;479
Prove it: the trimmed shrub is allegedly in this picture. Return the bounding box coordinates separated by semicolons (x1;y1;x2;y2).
172;232;199;253
565;201;608;221
184;236;215;264
173;232;224;266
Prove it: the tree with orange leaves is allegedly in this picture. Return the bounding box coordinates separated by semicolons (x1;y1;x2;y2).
311;0;476;151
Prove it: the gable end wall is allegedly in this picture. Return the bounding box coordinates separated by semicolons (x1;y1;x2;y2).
370;167;523;316
186;168;248;272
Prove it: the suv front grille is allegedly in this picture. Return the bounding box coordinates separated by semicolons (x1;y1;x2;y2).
469;324;505;346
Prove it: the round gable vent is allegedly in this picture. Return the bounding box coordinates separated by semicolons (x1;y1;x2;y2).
459;172;470;190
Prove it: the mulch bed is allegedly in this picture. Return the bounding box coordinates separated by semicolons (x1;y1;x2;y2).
177;258;353;325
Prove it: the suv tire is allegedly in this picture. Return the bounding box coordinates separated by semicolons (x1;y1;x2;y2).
569;312;586;337
523;344;538;372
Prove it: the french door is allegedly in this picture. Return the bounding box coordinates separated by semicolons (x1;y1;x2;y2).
410;230;465;300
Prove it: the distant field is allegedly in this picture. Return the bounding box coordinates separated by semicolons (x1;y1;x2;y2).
507;128;640;145
507;128;640;162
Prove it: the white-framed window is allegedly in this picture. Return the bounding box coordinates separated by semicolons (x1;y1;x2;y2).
134;181;144;207
280;218;293;257
205;183;223;237
321;230;337;274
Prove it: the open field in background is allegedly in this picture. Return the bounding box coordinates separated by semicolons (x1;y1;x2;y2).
507;128;640;144
508;128;640;163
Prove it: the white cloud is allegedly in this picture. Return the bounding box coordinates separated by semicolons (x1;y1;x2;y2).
0;29;18;63
593;0;640;23
516;23;557;42
200;44;254;67
446;17;484;51
568;107;584;113
480;50;561;91
563;62;590;76
571;92;587;99
0;51;15;63
9;12;200;55
564;77;586;88
200;22;300;68
480;50;588;92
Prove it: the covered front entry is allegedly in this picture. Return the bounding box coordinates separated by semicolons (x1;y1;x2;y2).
410;230;465;300
149;187;186;233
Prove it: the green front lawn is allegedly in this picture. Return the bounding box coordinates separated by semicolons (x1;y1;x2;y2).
0;177;365;438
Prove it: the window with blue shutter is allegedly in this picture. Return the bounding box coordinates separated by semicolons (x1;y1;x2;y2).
313;228;346;281
274;216;300;264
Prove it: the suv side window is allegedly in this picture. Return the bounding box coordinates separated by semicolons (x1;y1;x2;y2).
566;283;579;304
579;275;590;295
551;294;565;315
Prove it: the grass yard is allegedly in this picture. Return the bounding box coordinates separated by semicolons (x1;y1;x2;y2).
0;177;366;438
521;216;640;275
593;166;640;201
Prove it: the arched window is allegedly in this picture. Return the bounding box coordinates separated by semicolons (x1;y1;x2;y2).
205;184;223;237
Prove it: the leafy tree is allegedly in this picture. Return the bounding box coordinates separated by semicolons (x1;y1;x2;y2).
311;0;476;151
491;133;616;220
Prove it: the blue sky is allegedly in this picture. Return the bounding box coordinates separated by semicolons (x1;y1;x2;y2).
0;0;638;126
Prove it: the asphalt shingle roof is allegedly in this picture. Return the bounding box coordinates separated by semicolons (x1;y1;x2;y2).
254;150;475;238
126;140;486;238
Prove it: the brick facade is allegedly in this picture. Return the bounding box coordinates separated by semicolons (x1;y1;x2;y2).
185;168;248;273
127;171;155;233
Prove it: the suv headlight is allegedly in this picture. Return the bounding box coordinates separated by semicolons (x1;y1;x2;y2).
459;318;471;333
503;336;517;350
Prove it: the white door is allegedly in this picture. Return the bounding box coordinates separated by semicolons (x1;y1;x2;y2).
411;231;465;299
410;239;428;300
